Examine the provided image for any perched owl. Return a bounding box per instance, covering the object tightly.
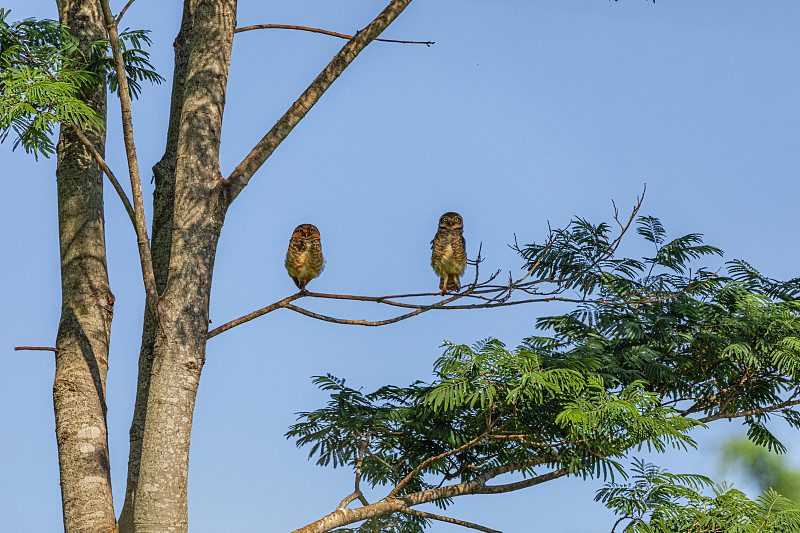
[285,224,324,291]
[431,212,467,293]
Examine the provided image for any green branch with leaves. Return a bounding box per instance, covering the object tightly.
[286,212,800,533]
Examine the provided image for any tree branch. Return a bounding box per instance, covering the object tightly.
[70,124,137,227]
[234,24,433,46]
[14,346,59,352]
[292,456,563,533]
[695,398,800,424]
[399,508,501,533]
[224,0,414,204]
[98,0,159,306]
[388,422,499,499]
[115,0,137,23]
[207,293,304,338]
[473,467,570,494]
[337,437,369,511]
[207,197,701,338]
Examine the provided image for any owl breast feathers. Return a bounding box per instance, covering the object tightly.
[285,224,325,291]
[431,212,467,293]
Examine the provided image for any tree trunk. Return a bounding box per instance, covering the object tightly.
[127,0,237,530]
[53,0,116,531]
[117,2,196,529]
[116,0,410,529]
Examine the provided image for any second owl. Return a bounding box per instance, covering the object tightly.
[285,224,325,291]
[431,212,467,293]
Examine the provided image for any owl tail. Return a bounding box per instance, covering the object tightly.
[439,275,460,292]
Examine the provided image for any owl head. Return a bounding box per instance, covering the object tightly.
[438,212,463,231]
[291,224,321,240]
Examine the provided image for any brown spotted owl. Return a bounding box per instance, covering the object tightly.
[285,224,324,291]
[431,212,467,293]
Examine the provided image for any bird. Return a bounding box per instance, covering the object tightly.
[431,212,467,293]
[285,224,325,292]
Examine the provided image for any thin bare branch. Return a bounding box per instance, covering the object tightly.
[207,278,698,337]
[399,508,501,533]
[207,294,304,338]
[292,456,563,533]
[70,124,136,227]
[695,398,800,424]
[388,418,505,498]
[225,0,414,204]
[207,196,702,338]
[99,0,159,306]
[14,346,59,352]
[473,467,570,494]
[285,304,429,327]
[6,33,139,236]
[115,0,137,23]
[234,24,434,46]
[337,437,370,511]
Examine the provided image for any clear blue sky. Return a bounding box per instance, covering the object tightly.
[1,1,799,531]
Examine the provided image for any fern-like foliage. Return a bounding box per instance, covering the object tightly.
[520,215,800,452]
[290,212,800,533]
[0,9,163,158]
[77,28,164,98]
[289,341,699,531]
[598,459,800,532]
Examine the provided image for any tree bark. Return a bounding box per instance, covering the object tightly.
[129,0,236,530]
[53,0,116,531]
[117,1,196,529]
[119,0,412,529]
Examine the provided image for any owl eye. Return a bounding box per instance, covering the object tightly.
[308,228,315,233]
[442,217,449,222]
[454,217,460,222]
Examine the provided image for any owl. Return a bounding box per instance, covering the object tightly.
[431,212,467,293]
[285,224,325,291]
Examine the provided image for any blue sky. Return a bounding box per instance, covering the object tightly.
[1,1,799,531]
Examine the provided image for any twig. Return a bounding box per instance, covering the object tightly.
[116,0,137,23]
[234,24,434,46]
[14,346,59,352]
[207,197,706,338]
[6,33,139,238]
[337,437,370,511]
[696,398,800,424]
[225,0,415,204]
[399,508,501,533]
[207,294,304,338]
[99,0,159,307]
[388,418,501,499]
[70,125,136,227]
[207,283,701,338]
[284,303,432,327]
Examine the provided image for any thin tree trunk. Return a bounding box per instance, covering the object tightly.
[121,0,411,529]
[53,0,115,531]
[130,0,236,529]
[117,2,196,529]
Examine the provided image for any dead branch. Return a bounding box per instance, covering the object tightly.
[207,194,708,339]
[234,24,434,46]
[116,0,137,23]
[399,508,501,533]
[225,0,415,204]
[207,294,304,338]
[99,0,159,307]
[5,32,139,242]
[70,125,137,227]
[292,455,563,533]
[14,346,59,352]
[337,437,370,511]
[695,397,800,424]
